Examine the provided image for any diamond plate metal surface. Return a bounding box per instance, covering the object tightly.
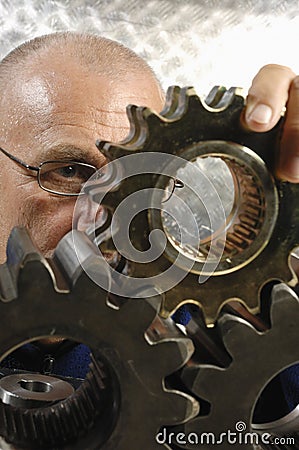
[0,0,298,95]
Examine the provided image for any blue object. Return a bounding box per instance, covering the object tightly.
[280,364,299,411]
[172,305,192,326]
[1,307,297,420]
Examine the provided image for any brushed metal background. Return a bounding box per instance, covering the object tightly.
[0,0,298,94]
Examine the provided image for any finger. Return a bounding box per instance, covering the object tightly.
[243,64,296,132]
[277,76,299,182]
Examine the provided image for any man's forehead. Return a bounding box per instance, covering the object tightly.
[14,63,119,107]
[0,50,164,161]
[6,56,162,117]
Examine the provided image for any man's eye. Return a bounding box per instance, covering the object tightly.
[40,162,97,194]
[57,165,78,178]
[52,164,94,181]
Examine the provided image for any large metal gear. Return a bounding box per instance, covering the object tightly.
[92,85,299,326]
[0,227,198,449]
[178,283,299,449]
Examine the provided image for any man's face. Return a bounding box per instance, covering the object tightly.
[0,54,164,262]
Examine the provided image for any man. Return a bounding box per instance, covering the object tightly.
[0,32,298,262]
[0,33,166,262]
[0,32,298,414]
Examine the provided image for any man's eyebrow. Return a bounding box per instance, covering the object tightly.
[38,144,103,166]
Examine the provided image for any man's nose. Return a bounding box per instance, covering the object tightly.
[73,195,106,238]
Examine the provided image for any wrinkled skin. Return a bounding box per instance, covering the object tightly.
[0,56,298,266]
[0,45,298,351]
[0,52,164,262]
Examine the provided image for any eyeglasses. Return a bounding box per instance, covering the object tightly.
[0,147,98,196]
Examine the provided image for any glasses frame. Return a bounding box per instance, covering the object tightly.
[0,146,97,196]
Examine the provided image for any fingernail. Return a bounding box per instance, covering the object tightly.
[246,104,272,124]
[279,156,299,181]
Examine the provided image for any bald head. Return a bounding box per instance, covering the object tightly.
[0,32,165,261]
[0,32,163,92]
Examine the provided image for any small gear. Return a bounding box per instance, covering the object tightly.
[179,283,299,449]
[0,361,108,448]
[0,227,198,449]
[93,85,299,326]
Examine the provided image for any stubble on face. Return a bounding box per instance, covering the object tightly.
[0,51,164,262]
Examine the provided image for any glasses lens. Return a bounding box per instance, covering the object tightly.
[39,161,96,194]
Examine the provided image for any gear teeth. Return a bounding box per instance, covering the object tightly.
[0,361,107,448]
[121,105,144,146]
[78,81,291,440]
[6,227,43,267]
[96,104,146,158]
[218,313,261,358]
[215,86,242,109]
[0,227,70,301]
[0,228,44,302]
[201,301,224,329]
[54,230,111,290]
[204,86,241,110]
[0,263,17,303]
[181,284,299,447]
[163,390,199,425]
[117,299,200,426]
[205,85,227,107]
[160,85,182,118]
[161,283,260,328]
[158,85,194,121]
[94,84,248,222]
[97,104,163,158]
[0,230,196,449]
[147,316,194,370]
[169,86,193,120]
[122,294,160,332]
[123,105,155,149]
[270,283,299,327]
[185,364,225,400]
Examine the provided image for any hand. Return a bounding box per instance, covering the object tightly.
[244,64,299,183]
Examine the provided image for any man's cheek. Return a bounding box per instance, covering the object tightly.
[18,196,76,255]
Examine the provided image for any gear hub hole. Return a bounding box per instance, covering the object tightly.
[252,363,299,435]
[0,336,120,448]
[159,141,278,275]
[19,379,52,393]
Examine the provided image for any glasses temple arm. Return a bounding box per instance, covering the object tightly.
[0,147,39,172]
